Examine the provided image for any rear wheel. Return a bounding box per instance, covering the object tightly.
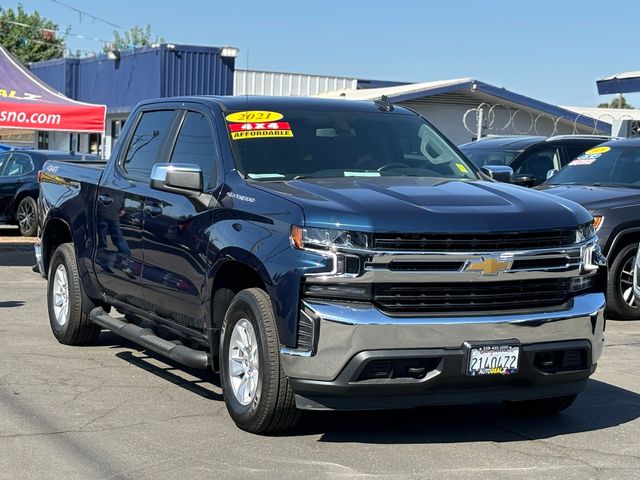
[220,288,299,434]
[607,243,640,320]
[16,196,37,237]
[504,394,578,415]
[47,243,101,345]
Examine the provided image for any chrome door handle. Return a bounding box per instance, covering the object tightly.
[97,194,113,206]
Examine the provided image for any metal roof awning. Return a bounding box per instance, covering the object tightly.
[319,78,611,134]
[597,72,640,95]
[0,46,105,132]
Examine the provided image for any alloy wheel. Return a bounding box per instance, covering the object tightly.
[52,264,70,326]
[227,318,260,406]
[17,200,35,235]
[619,255,636,307]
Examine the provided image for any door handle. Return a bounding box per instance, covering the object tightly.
[144,204,163,217]
[97,194,113,206]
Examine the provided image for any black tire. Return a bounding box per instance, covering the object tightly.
[47,243,101,345]
[16,196,37,237]
[220,288,299,434]
[607,243,640,320]
[504,394,578,415]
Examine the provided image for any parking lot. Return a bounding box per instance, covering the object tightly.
[0,245,638,480]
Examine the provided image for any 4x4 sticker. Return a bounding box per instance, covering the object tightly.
[228,121,293,140]
[225,111,283,123]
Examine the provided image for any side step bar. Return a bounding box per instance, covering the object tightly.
[90,307,210,369]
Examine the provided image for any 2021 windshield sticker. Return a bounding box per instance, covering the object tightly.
[228,121,294,140]
[584,146,610,155]
[225,111,284,123]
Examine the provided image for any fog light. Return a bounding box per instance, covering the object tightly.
[304,283,371,300]
[570,275,596,292]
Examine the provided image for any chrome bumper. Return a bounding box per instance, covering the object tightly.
[280,292,606,381]
[34,242,44,277]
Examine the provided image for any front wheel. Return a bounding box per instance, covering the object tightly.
[220,288,299,434]
[607,243,640,320]
[504,394,578,415]
[16,196,37,237]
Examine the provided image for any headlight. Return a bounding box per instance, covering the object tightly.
[576,222,596,243]
[291,226,369,250]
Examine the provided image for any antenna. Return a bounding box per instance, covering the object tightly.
[375,95,394,112]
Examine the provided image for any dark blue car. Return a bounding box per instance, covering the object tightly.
[0,149,100,236]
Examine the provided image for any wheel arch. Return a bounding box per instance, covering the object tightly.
[41,216,73,277]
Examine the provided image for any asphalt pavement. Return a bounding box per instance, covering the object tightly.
[1,250,639,480]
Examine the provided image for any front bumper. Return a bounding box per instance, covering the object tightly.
[281,292,606,410]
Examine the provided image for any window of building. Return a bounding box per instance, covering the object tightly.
[122,110,175,179]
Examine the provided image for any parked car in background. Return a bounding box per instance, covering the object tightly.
[634,246,640,306]
[540,138,640,320]
[459,135,611,187]
[0,150,101,236]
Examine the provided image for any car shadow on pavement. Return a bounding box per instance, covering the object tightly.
[0,300,25,308]
[291,379,640,443]
[94,331,223,401]
[0,250,36,267]
[89,332,640,441]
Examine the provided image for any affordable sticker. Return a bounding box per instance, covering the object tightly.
[228,122,293,140]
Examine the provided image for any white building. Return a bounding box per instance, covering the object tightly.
[318,78,611,145]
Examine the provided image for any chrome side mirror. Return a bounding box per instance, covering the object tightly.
[150,163,203,196]
[546,168,559,180]
[481,165,513,183]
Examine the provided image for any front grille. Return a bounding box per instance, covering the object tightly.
[373,230,576,251]
[373,279,571,314]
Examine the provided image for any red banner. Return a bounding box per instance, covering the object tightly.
[0,102,106,132]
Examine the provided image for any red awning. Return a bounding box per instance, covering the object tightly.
[0,46,106,132]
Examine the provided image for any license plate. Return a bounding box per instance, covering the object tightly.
[467,345,519,376]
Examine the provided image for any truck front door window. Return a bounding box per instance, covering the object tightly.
[170,112,218,188]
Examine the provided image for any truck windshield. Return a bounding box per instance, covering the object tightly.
[548,145,640,188]
[227,110,477,181]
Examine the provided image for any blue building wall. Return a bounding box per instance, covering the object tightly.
[29,44,235,114]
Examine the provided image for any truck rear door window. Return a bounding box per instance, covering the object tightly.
[122,110,175,179]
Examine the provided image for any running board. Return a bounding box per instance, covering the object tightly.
[90,307,210,369]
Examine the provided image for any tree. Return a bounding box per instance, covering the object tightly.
[105,25,163,52]
[597,95,634,109]
[0,4,65,63]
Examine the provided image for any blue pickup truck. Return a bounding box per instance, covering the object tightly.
[36,96,607,433]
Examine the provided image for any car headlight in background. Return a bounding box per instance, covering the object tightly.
[592,215,605,232]
[291,226,369,250]
[576,222,596,243]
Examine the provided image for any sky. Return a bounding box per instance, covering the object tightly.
[6,0,640,108]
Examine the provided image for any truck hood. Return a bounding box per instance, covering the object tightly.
[539,184,640,212]
[254,177,591,233]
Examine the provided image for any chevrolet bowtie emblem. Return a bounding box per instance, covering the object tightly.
[465,257,513,275]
